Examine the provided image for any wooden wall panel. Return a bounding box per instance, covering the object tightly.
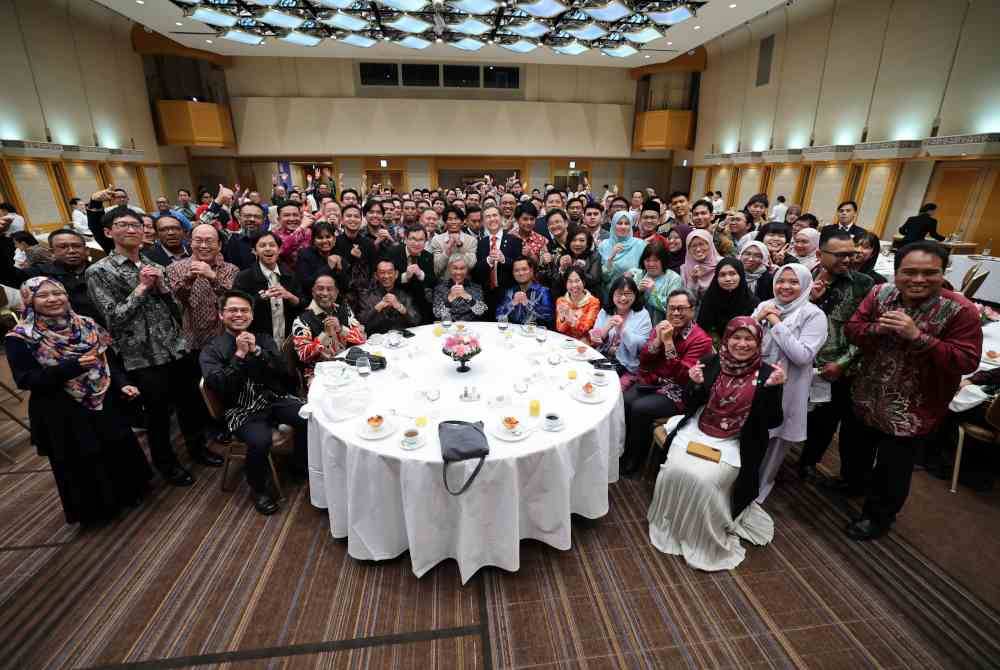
[711,167,736,208]
[735,167,764,211]
[6,159,64,231]
[106,164,142,209]
[690,168,708,199]
[63,161,102,200]
[143,165,165,199]
[768,165,801,206]
[856,162,899,233]
[805,164,849,226]
[925,164,990,237]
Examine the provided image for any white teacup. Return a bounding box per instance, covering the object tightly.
[544,413,562,430]
[402,428,420,447]
[387,331,403,347]
[592,371,607,384]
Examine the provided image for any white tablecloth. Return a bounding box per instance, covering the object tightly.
[950,321,1000,411]
[946,255,1000,304]
[304,324,625,582]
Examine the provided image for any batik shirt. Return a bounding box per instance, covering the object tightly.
[165,255,239,350]
[846,285,982,437]
[85,253,188,371]
[811,269,873,370]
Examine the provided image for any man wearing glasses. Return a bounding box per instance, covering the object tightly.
[87,207,215,486]
[223,202,267,270]
[797,231,873,492]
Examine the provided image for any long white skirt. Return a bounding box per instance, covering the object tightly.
[647,417,774,571]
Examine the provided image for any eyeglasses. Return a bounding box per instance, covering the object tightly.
[667,305,693,313]
[113,221,144,231]
[821,250,855,260]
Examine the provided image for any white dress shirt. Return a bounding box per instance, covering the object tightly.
[260,262,285,342]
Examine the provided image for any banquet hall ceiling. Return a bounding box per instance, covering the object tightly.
[97,0,786,66]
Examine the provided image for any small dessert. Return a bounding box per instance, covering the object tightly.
[502,416,520,431]
[988,350,998,359]
[456,323,466,332]
[582,382,595,396]
[576,345,588,355]
[367,415,384,430]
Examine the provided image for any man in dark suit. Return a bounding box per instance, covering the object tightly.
[899,203,945,246]
[821,200,866,241]
[141,214,191,266]
[388,225,436,324]
[476,204,523,319]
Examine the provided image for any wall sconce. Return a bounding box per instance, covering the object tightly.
[379,159,388,168]
[569,160,576,169]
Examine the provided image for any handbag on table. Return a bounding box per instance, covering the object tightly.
[439,420,490,495]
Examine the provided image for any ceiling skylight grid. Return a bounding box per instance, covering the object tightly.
[169,0,706,56]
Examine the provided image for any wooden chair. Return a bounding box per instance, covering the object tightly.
[641,418,672,481]
[962,271,989,300]
[199,379,294,500]
[951,395,1000,493]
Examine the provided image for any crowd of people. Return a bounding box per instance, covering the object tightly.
[0,172,988,574]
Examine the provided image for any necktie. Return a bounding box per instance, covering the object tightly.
[489,235,498,289]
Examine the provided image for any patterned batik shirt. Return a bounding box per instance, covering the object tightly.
[811,269,873,370]
[85,253,188,371]
[846,285,982,437]
[165,255,239,350]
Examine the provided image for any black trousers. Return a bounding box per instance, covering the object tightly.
[801,378,871,486]
[233,399,307,493]
[622,385,680,470]
[128,354,209,471]
[854,423,920,528]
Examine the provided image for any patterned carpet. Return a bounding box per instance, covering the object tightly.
[2,413,999,669]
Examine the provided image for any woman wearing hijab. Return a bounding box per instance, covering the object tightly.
[664,226,689,275]
[740,241,774,302]
[696,258,759,345]
[790,227,821,271]
[5,277,152,526]
[647,317,786,571]
[598,211,646,300]
[679,229,721,303]
[853,231,888,285]
[753,264,829,503]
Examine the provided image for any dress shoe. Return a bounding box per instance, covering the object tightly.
[821,477,866,497]
[189,448,224,467]
[252,492,279,515]
[161,465,195,487]
[798,464,820,481]
[845,518,887,541]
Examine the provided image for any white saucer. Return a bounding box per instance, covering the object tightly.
[400,434,426,450]
[488,419,534,442]
[541,420,565,432]
[567,350,593,361]
[589,374,611,387]
[358,418,397,440]
[570,387,605,404]
[560,338,578,349]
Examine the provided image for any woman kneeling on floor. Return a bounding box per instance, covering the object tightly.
[647,316,785,571]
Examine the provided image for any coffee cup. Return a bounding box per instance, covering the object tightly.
[576,345,587,355]
[403,428,420,447]
[544,413,562,430]
[593,370,607,384]
[387,331,402,347]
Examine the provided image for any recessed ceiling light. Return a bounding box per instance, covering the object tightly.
[135,0,144,4]
[693,25,701,30]
[729,3,737,7]
[175,22,183,26]
[205,39,213,43]
[644,54,650,59]
[666,41,672,45]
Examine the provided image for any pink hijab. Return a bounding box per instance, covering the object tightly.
[680,229,722,291]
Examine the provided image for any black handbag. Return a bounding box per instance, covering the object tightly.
[341,346,387,371]
[438,420,490,496]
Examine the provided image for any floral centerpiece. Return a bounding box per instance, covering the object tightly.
[442,333,482,373]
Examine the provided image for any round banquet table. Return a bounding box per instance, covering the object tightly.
[303,323,625,583]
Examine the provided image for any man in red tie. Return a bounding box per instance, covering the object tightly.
[475,205,523,319]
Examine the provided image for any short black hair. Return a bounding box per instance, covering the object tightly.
[251,231,282,249]
[405,225,427,239]
[362,199,383,216]
[757,222,791,243]
[11,231,38,246]
[514,202,538,220]
[584,201,604,214]
[820,230,854,247]
[669,191,689,201]
[219,289,255,312]
[48,228,86,244]
[311,221,335,241]
[746,193,769,209]
[837,200,858,212]
[69,197,81,207]
[101,205,141,230]
[178,188,191,197]
[545,207,568,225]
[340,188,359,201]
[639,242,670,271]
[641,200,661,215]
[667,288,697,309]
[920,202,938,213]
[443,205,466,222]
[610,196,629,209]
[895,241,948,272]
[544,189,564,202]
[691,198,713,213]
[0,202,18,213]
[153,213,184,231]
[777,195,786,203]
[239,201,265,217]
[605,275,645,313]
[276,201,301,217]
[511,255,537,273]
[797,213,819,229]
[465,204,482,217]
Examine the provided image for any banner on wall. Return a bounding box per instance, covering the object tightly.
[276,161,291,189]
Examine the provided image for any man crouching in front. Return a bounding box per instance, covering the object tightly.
[200,290,308,515]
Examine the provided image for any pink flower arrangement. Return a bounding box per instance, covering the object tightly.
[443,334,482,362]
[974,301,1000,325]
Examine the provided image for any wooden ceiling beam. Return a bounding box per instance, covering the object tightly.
[628,46,707,79]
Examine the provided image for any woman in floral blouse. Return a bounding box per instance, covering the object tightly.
[555,267,601,341]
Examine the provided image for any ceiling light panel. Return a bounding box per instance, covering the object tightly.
[220,29,265,45]
[517,0,568,19]
[582,1,633,23]
[385,14,433,33]
[397,35,432,48]
[187,7,239,28]
[340,33,377,47]
[565,22,606,40]
[257,9,305,29]
[449,16,493,35]
[509,20,550,38]
[450,36,486,50]
[316,0,356,7]
[282,30,323,45]
[602,43,638,57]
[646,6,693,25]
[553,40,589,55]
[449,0,499,13]
[380,0,430,11]
[323,11,368,30]
[501,38,539,52]
[624,25,661,43]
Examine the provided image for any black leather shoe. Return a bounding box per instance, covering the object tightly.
[253,492,279,515]
[845,518,887,541]
[190,448,224,467]
[798,464,820,481]
[161,465,195,487]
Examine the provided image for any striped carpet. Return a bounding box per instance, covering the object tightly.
[2,413,1000,669]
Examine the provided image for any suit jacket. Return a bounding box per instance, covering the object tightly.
[200,331,296,411]
[899,214,944,246]
[474,232,523,293]
[388,243,436,323]
[821,223,866,241]
[141,241,191,267]
[223,235,257,271]
[233,262,304,341]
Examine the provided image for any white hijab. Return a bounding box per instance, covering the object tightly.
[759,263,814,361]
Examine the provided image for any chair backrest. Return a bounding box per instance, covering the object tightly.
[199,378,225,422]
[986,394,1000,432]
[963,271,989,299]
[961,262,984,291]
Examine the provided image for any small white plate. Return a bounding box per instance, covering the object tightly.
[570,387,605,404]
[358,418,397,440]
[541,420,565,432]
[567,350,593,361]
[589,374,611,387]
[385,337,409,349]
[488,419,533,442]
[400,434,426,450]
[561,338,579,349]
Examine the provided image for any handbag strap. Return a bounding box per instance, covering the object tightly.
[442,457,486,496]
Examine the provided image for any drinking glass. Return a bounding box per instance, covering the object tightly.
[424,387,441,402]
[497,313,509,333]
[356,355,372,378]
[534,325,548,346]
[441,309,453,331]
